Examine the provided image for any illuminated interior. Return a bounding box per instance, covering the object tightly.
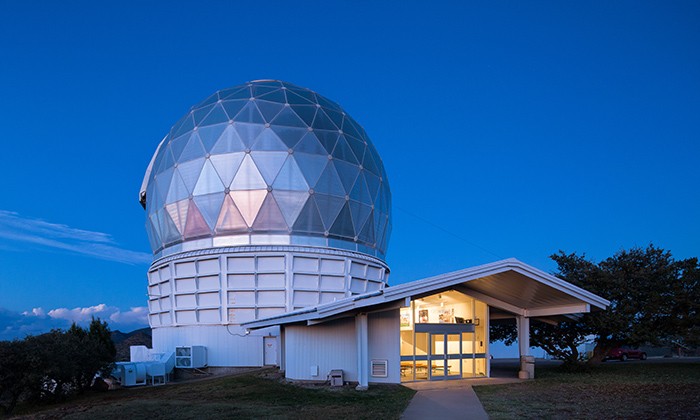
[399,290,488,381]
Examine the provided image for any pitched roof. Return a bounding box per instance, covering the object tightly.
[242,258,610,329]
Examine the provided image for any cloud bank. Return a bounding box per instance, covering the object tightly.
[0,210,151,265]
[1,304,149,341]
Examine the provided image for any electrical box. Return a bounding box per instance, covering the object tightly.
[175,346,207,368]
[329,369,343,387]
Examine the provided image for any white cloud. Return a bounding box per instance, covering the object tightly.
[3,304,149,340]
[0,210,151,265]
[47,303,110,323]
[110,307,149,325]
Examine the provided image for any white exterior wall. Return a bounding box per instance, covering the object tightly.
[367,309,400,384]
[285,318,358,381]
[153,325,279,367]
[147,246,389,367]
[283,309,400,384]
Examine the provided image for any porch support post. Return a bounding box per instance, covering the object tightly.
[517,316,535,379]
[356,313,369,390]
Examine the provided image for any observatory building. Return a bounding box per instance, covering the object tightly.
[139,80,391,367]
[140,80,608,386]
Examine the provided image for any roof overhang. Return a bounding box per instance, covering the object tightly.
[242,258,610,329]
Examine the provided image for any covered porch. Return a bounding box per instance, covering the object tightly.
[243,258,609,388]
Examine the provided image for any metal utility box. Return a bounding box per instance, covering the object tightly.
[329,369,344,387]
[175,346,207,368]
[113,362,147,386]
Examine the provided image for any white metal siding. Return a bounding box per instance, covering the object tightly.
[152,325,278,367]
[368,309,400,383]
[285,318,358,381]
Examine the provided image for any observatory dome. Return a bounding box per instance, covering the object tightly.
[141,80,391,260]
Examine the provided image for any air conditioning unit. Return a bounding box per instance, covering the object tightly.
[175,346,207,368]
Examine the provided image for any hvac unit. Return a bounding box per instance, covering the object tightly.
[175,346,207,368]
[113,362,147,386]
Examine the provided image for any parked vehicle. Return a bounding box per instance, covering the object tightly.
[604,347,647,361]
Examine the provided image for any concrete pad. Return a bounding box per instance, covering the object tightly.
[401,386,488,420]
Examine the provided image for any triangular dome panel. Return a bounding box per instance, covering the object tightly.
[332,136,359,164]
[271,126,308,149]
[313,130,338,154]
[193,160,224,196]
[272,190,309,226]
[177,158,206,195]
[234,101,265,124]
[216,193,248,232]
[333,160,360,194]
[272,157,308,192]
[179,132,206,163]
[271,107,307,128]
[230,189,267,227]
[255,100,285,123]
[200,104,229,127]
[292,197,325,233]
[194,192,225,230]
[183,200,211,239]
[314,162,345,197]
[165,198,189,234]
[167,168,190,203]
[251,151,288,185]
[329,202,354,239]
[289,104,317,126]
[210,124,246,155]
[198,124,228,152]
[294,132,326,155]
[349,200,372,237]
[222,100,248,120]
[358,210,376,244]
[314,194,346,231]
[251,129,287,152]
[252,193,289,231]
[293,153,328,187]
[209,152,245,188]
[159,207,182,244]
[231,155,267,190]
[234,122,265,148]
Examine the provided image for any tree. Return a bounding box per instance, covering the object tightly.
[554,245,695,363]
[0,340,31,414]
[490,245,700,365]
[0,318,117,414]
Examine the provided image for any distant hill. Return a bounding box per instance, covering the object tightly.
[111,327,152,361]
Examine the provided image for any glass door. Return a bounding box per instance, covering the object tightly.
[428,333,462,380]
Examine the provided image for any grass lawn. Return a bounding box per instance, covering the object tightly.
[475,360,700,419]
[10,369,415,419]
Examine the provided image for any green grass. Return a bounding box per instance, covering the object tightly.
[9,369,415,420]
[475,361,700,419]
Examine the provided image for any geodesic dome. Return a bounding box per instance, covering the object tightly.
[140,80,391,259]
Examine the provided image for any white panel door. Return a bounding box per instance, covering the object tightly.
[264,336,278,366]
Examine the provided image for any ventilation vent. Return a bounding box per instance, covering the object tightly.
[371,359,388,377]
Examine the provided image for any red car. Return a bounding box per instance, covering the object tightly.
[605,347,647,361]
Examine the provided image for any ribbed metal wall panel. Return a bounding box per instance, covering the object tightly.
[368,309,400,383]
[285,318,358,381]
[153,325,278,367]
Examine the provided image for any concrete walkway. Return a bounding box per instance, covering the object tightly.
[400,366,525,419]
[401,381,489,420]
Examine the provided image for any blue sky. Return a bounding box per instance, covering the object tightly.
[0,1,698,343]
